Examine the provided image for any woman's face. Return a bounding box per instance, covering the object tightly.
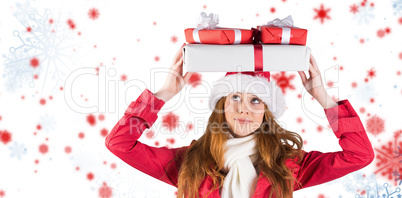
[224,92,265,138]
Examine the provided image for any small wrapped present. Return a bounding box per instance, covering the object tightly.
[257,15,308,45]
[183,43,310,73]
[184,12,255,44]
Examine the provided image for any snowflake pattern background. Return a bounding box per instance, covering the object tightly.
[2,1,80,96]
[393,0,402,16]
[8,141,27,160]
[0,0,402,198]
[351,1,375,25]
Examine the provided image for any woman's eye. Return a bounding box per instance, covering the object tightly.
[251,98,260,104]
[232,95,240,101]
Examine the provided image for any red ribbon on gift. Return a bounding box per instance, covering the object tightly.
[225,42,270,81]
[225,45,264,74]
[252,28,263,72]
[253,43,263,72]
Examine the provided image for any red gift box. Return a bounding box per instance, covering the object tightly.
[184,28,255,44]
[257,25,308,45]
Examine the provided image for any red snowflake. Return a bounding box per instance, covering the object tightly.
[39,98,46,105]
[271,71,296,94]
[100,128,108,137]
[377,29,385,38]
[374,130,402,186]
[98,114,105,121]
[162,112,180,131]
[171,35,178,43]
[88,8,99,20]
[385,27,391,34]
[65,146,72,154]
[27,27,32,32]
[99,182,112,198]
[367,67,376,79]
[121,74,127,81]
[0,130,12,145]
[366,115,385,136]
[39,143,48,154]
[318,194,326,198]
[167,138,175,145]
[111,163,116,169]
[187,72,202,88]
[186,122,193,132]
[67,19,76,30]
[350,4,359,14]
[146,130,155,139]
[317,125,323,132]
[0,190,5,198]
[87,114,96,126]
[313,4,331,24]
[327,80,334,87]
[30,57,39,68]
[87,172,94,180]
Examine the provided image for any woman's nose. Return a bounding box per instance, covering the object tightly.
[237,101,250,114]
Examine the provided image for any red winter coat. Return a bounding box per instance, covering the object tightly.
[105,89,375,198]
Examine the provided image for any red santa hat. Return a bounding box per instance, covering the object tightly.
[209,71,286,118]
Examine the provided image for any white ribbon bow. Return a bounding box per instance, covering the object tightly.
[196,12,219,30]
[262,15,294,44]
[266,15,294,27]
[193,12,242,44]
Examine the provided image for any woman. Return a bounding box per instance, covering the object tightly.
[105,44,375,198]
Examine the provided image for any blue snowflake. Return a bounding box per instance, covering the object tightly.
[2,50,35,92]
[352,3,375,25]
[8,141,27,160]
[393,0,402,16]
[342,171,383,195]
[2,2,77,95]
[393,170,402,186]
[355,182,401,198]
[39,114,56,133]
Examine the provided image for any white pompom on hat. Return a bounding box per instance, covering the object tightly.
[209,71,286,118]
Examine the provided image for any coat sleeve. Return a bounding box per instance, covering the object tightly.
[105,89,188,188]
[294,99,375,191]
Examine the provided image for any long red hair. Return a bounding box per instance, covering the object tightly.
[167,96,304,198]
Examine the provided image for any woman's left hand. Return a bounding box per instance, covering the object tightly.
[297,54,338,109]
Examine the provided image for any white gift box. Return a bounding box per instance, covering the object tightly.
[183,44,311,73]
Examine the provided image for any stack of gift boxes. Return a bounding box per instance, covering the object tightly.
[183,13,310,73]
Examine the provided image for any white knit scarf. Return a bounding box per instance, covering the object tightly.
[221,133,259,198]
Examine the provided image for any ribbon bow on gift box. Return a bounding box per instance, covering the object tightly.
[266,15,294,27]
[191,12,246,44]
[196,12,219,30]
[259,15,296,44]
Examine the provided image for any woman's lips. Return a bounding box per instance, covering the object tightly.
[235,118,252,124]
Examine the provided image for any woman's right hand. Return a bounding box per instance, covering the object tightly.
[154,43,193,102]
